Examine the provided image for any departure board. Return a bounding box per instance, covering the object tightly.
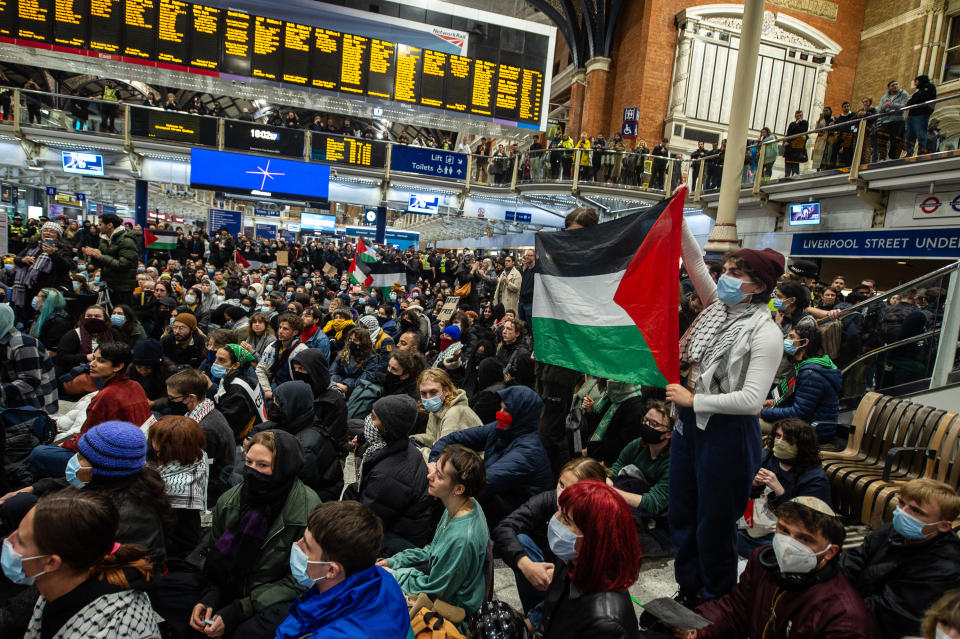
[444,54,472,112]
[420,49,446,108]
[470,59,498,116]
[311,28,340,90]
[0,0,13,38]
[53,0,87,49]
[282,21,311,85]
[310,132,386,168]
[251,16,281,80]
[393,44,421,104]
[366,38,395,99]
[494,63,520,121]
[130,106,217,145]
[124,0,156,59]
[157,0,189,65]
[189,4,220,70]
[221,9,251,76]
[89,0,123,53]
[339,33,368,94]
[18,0,53,43]
[519,68,543,124]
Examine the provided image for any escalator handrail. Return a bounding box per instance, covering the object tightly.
[835,261,960,322]
[840,329,942,377]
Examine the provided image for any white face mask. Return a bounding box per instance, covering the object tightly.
[772,533,831,574]
[936,627,952,639]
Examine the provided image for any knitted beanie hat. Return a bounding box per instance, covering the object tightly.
[132,338,163,365]
[173,312,197,332]
[77,421,147,478]
[41,221,63,236]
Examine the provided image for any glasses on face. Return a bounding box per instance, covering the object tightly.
[643,417,669,430]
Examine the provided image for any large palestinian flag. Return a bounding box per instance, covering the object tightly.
[144,228,178,251]
[532,189,685,386]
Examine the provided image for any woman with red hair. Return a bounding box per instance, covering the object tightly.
[536,480,642,638]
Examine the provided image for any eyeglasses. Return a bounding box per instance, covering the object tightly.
[643,418,670,430]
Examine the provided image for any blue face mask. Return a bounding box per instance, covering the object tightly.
[1,538,48,586]
[4,264,14,272]
[783,339,798,356]
[65,453,89,488]
[94,276,101,283]
[169,317,176,326]
[772,298,785,311]
[547,515,581,562]
[72,281,80,291]
[224,320,234,329]
[389,293,397,301]
[717,274,748,306]
[31,297,40,311]
[893,506,935,540]
[340,285,347,291]
[285,291,293,299]
[210,363,228,378]
[289,543,331,590]
[421,395,444,413]
[266,284,274,292]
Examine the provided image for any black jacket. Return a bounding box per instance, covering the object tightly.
[291,349,348,451]
[492,489,557,570]
[907,75,937,116]
[359,439,434,547]
[840,523,960,639]
[161,331,205,369]
[541,563,639,639]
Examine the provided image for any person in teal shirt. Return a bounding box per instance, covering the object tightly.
[609,399,673,516]
[381,443,489,625]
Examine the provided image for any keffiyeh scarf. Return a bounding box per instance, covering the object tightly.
[12,246,51,307]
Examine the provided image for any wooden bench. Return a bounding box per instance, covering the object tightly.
[820,393,957,526]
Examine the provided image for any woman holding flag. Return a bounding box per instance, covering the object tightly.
[665,219,785,605]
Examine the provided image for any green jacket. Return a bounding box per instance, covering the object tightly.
[96,228,139,292]
[206,479,321,622]
[388,499,488,621]
[610,439,670,515]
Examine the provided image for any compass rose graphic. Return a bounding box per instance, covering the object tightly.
[245,159,285,191]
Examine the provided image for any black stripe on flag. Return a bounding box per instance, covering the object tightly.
[536,198,670,278]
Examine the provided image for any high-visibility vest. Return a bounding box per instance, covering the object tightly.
[102,86,119,102]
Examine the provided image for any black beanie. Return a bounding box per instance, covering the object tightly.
[372,395,419,441]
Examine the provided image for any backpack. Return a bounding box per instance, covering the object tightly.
[0,406,58,489]
[880,303,914,343]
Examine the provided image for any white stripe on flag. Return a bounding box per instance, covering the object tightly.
[533,272,634,326]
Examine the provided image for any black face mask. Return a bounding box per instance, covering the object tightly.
[349,342,361,355]
[639,422,666,445]
[242,465,273,495]
[384,371,405,389]
[292,370,312,385]
[267,403,283,423]
[167,399,188,416]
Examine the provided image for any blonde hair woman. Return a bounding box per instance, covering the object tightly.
[411,368,483,460]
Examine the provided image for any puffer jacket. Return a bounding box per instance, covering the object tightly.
[840,524,960,639]
[95,227,139,292]
[360,438,434,548]
[751,449,831,510]
[429,386,552,521]
[412,389,483,459]
[761,355,842,425]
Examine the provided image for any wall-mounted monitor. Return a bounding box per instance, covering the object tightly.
[62,151,104,177]
[300,212,336,231]
[788,202,820,226]
[190,149,329,201]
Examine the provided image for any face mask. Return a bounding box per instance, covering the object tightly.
[210,363,228,379]
[772,533,830,574]
[185,295,197,305]
[496,410,513,431]
[84,318,107,333]
[717,273,748,306]
[772,298,785,311]
[937,628,951,639]
[422,395,444,413]
[892,506,935,540]
[783,339,799,356]
[340,285,347,291]
[305,283,312,289]
[94,276,101,283]
[293,370,312,385]
[639,422,666,444]
[169,317,175,326]
[240,288,248,296]
[65,453,89,488]
[412,292,419,298]
[1,538,49,586]
[773,439,799,460]
[224,320,235,329]
[31,297,40,311]
[72,281,80,291]
[168,398,188,415]
[389,293,397,301]
[547,515,581,562]
[289,543,332,589]
[349,342,361,354]
[109,314,124,326]
[266,284,274,292]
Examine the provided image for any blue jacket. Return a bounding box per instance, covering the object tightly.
[302,328,331,363]
[429,386,553,518]
[755,449,832,509]
[330,353,381,393]
[380,317,399,340]
[761,357,842,425]
[274,564,413,639]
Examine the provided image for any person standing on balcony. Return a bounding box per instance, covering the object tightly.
[906,74,937,156]
[783,110,808,176]
[100,80,119,133]
[877,80,910,160]
[689,141,707,188]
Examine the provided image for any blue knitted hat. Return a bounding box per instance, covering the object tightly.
[77,421,147,478]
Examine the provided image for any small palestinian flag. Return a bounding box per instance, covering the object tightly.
[144,228,178,251]
[368,261,407,297]
[533,189,685,386]
[347,238,379,286]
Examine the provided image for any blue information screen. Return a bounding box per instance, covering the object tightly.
[390,145,467,179]
[62,152,105,177]
[190,148,330,201]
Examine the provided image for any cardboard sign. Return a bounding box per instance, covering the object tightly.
[323,262,338,277]
[276,250,289,266]
[437,296,460,323]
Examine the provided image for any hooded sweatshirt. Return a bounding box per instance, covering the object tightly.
[760,354,842,425]
[291,349,347,446]
[428,386,553,520]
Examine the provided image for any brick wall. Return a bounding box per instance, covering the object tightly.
[601,0,868,145]
[852,0,927,104]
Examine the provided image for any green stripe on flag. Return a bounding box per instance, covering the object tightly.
[531,317,668,386]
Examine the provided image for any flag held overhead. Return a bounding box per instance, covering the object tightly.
[532,189,686,386]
